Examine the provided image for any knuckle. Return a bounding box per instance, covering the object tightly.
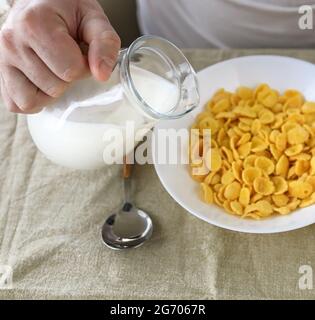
[60,65,82,82]
[6,99,18,113]
[46,83,66,98]
[19,97,37,112]
[21,9,39,35]
[20,5,50,36]
[0,28,16,51]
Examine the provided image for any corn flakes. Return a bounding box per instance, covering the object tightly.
[190,85,315,219]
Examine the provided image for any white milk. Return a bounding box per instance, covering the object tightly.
[27,67,179,170]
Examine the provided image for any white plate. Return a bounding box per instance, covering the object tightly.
[153,55,315,234]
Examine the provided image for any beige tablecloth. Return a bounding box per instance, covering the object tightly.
[1,49,315,300]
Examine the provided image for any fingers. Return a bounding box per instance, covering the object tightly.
[14,6,89,83]
[26,19,89,82]
[0,0,120,115]
[1,65,51,113]
[0,75,21,113]
[0,76,42,114]
[15,46,69,98]
[0,5,88,114]
[79,9,121,81]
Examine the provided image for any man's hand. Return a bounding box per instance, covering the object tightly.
[0,0,121,113]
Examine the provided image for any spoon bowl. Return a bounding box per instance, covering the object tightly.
[102,205,153,250]
[102,162,153,250]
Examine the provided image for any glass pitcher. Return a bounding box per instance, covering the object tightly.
[27,36,199,170]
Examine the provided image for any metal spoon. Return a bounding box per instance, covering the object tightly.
[101,162,153,250]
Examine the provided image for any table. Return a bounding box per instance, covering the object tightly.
[1,49,315,300]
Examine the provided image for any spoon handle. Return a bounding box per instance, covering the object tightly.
[123,157,133,204]
[123,162,132,179]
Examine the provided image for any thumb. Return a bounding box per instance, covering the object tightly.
[80,9,121,81]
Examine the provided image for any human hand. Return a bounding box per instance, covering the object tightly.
[0,0,121,113]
